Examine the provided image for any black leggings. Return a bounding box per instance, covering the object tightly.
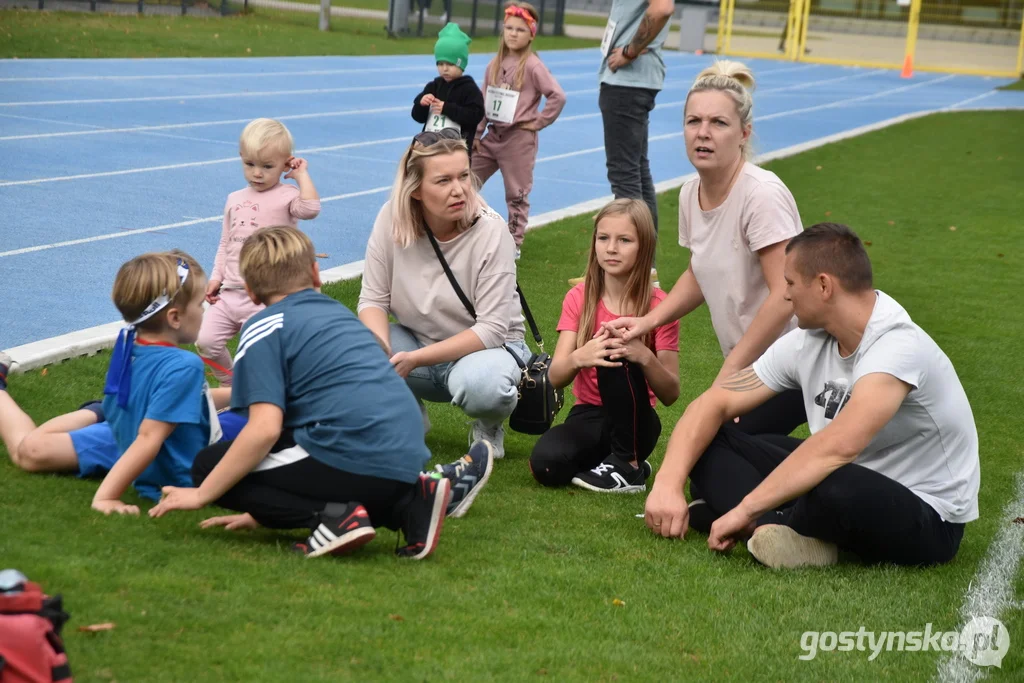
[530,362,662,487]
[689,425,965,566]
[192,430,415,531]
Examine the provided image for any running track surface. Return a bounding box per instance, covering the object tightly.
[2,49,1022,350]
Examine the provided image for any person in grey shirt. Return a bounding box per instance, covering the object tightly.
[643,223,980,569]
[598,0,675,232]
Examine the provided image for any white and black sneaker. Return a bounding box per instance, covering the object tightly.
[570,455,649,493]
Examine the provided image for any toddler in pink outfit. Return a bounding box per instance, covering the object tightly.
[197,118,321,385]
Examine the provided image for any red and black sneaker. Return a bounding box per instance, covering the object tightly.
[295,502,376,558]
[396,473,451,560]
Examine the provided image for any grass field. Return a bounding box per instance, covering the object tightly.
[2,111,1022,680]
[0,7,598,58]
[999,78,1024,90]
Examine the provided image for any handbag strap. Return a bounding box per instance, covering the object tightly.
[423,225,544,350]
[424,226,476,320]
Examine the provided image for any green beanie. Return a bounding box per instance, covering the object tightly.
[434,22,471,70]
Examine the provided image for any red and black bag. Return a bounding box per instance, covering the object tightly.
[0,581,72,683]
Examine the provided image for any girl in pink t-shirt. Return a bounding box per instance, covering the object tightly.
[196,118,321,386]
[530,199,680,493]
[472,2,565,258]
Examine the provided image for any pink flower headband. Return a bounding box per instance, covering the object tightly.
[505,5,538,38]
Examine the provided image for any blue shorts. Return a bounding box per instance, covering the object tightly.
[68,409,248,479]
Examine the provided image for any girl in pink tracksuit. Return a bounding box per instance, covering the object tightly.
[197,118,321,386]
[473,1,565,258]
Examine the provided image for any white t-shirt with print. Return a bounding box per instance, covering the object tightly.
[752,291,980,523]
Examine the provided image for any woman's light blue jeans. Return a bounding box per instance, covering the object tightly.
[389,324,529,426]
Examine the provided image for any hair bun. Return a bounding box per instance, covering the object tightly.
[693,60,755,92]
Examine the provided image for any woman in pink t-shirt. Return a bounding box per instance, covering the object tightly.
[608,61,805,436]
[530,199,680,493]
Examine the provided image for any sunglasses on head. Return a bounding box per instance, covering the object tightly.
[412,128,463,147]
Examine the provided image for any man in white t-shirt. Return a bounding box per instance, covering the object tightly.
[644,223,980,568]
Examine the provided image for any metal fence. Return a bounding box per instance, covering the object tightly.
[388,0,567,38]
[20,0,245,16]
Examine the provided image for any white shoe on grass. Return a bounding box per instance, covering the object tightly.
[469,420,505,459]
[746,524,838,569]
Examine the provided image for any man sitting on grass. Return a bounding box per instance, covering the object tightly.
[644,223,980,568]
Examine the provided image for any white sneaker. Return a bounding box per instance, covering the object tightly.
[746,524,838,569]
[469,420,505,459]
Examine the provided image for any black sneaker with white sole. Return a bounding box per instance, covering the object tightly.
[434,440,494,518]
[396,473,451,560]
[570,455,649,493]
[687,498,718,534]
[294,502,376,558]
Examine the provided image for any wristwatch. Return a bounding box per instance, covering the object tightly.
[622,44,634,60]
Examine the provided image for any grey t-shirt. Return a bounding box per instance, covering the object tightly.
[598,0,671,91]
[753,291,980,523]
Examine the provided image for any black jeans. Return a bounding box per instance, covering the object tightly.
[689,426,966,566]
[734,389,807,436]
[530,362,661,486]
[192,430,415,531]
[599,84,659,232]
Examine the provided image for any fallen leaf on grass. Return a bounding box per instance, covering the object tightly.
[40,368,48,376]
[316,253,329,259]
[998,254,1004,258]
[1013,517,1024,525]
[388,614,404,621]
[888,220,895,225]
[246,48,252,53]
[815,165,822,171]
[949,226,957,231]
[612,598,626,607]
[824,211,831,217]
[863,241,873,246]
[78,623,115,632]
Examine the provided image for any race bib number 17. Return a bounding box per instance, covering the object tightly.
[485,85,520,124]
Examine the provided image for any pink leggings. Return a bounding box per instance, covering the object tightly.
[472,126,538,246]
[196,288,264,386]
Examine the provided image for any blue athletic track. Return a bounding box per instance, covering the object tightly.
[2,48,1022,350]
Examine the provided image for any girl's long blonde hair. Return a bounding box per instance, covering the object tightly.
[576,199,658,351]
[389,137,482,248]
[487,1,540,92]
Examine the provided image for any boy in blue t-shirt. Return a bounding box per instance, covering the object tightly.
[91,251,222,515]
[151,226,480,560]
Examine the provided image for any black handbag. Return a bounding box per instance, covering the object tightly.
[424,228,564,435]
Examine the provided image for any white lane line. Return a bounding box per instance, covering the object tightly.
[0,136,410,187]
[0,62,822,142]
[935,472,1024,683]
[0,71,932,187]
[0,185,392,258]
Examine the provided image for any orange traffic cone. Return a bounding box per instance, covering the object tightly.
[900,54,914,79]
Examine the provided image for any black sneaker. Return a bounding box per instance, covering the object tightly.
[687,498,718,534]
[293,502,376,558]
[396,473,451,560]
[434,440,494,518]
[570,455,648,493]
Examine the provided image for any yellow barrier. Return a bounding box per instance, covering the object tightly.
[715,0,1024,79]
